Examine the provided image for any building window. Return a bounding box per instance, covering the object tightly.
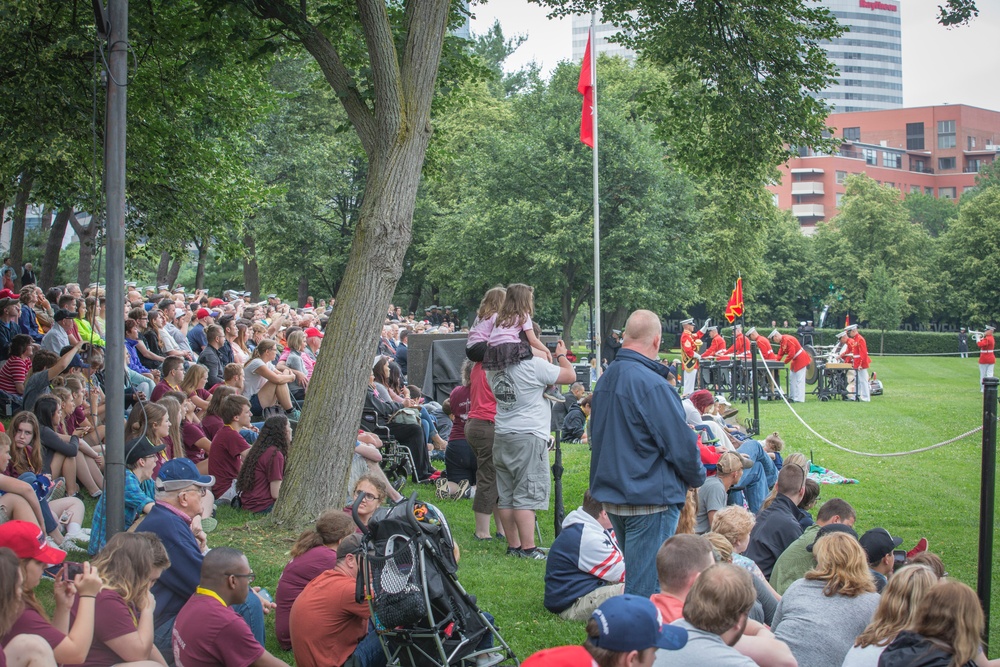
[864,149,877,166]
[836,170,847,184]
[885,182,895,188]
[843,127,861,141]
[772,193,779,207]
[939,187,957,200]
[912,159,926,173]
[883,152,900,169]
[968,135,977,150]
[925,186,934,195]
[964,186,977,194]
[967,158,982,173]
[938,157,956,171]
[906,122,924,150]
[937,120,956,149]
[910,185,920,193]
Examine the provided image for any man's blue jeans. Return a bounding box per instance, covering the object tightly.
[607,504,682,598]
[733,439,778,514]
[351,628,388,667]
[153,592,265,666]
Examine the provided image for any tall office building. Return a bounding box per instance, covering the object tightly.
[572,1,903,113]
[571,13,635,62]
[818,0,903,112]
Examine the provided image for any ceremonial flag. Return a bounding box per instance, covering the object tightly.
[724,277,744,323]
[578,30,594,148]
[845,313,850,327]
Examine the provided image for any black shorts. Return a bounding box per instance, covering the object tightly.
[445,438,477,484]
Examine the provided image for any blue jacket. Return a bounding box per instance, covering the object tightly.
[19,305,43,343]
[590,348,705,507]
[137,503,203,627]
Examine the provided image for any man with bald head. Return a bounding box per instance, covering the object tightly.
[590,310,706,598]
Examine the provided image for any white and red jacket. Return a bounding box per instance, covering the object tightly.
[775,334,811,373]
[979,332,996,365]
[543,508,625,614]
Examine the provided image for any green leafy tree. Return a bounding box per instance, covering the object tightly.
[940,185,1000,324]
[860,263,904,355]
[903,192,958,238]
[754,211,820,325]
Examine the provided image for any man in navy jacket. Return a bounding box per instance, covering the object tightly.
[590,309,706,598]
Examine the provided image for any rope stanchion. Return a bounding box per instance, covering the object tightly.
[754,348,990,458]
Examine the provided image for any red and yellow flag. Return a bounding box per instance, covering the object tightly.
[724,277,744,323]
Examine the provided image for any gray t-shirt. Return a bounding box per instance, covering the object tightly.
[654,619,756,667]
[773,578,880,667]
[22,371,51,412]
[695,474,727,534]
[487,356,561,440]
[243,358,272,397]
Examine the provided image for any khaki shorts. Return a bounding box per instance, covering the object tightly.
[493,432,550,511]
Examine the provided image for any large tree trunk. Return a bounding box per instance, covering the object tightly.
[40,207,72,290]
[155,251,170,287]
[297,274,309,308]
[271,0,451,526]
[242,233,259,302]
[40,207,53,233]
[194,238,209,291]
[69,213,97,288]
[166,258,182,289]
[406,283,421,317]
[9,173,33,286]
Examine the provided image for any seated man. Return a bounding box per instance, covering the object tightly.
[769,498,856,595]
[560,394,590,443]
[743,464,807,580]
[137,459,265,666]
[695,452,751,534]
[544,490,625,620]
[657,564,762,667]
[290,534,387,667]
[208,395,253,503]
[859,527,902,593]
[172,548,286,667]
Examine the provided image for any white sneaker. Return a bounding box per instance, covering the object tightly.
[475,651,505,667]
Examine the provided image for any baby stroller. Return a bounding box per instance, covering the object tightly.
[351,493,517,667]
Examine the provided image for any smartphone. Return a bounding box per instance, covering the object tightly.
[893,549,906,565]
[65,562,84,579]
[545,340,559,354]
[257,588,273,604]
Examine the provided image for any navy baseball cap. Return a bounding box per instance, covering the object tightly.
[156,458,215,492]
[589,594,688,652]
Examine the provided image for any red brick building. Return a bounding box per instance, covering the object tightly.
[770,104,1000,232]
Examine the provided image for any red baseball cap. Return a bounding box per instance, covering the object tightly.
[304,327,324,339]
[209,298,225,308]
[523,646,596,667]
[0,288,20,300]
[196,308,211,319]
[0,520,67,565]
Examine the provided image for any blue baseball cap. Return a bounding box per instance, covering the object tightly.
[156,458,215,492]
[589,594,687,652]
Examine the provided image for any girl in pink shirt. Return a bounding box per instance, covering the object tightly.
[465,286,506,362]
[482,283,550,371]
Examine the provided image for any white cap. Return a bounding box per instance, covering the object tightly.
[846,324,859,331]
[768,329,781,339]
[837,330,848,338]
[680,318,694,325]
[986,325,996,332]
[746,327,757,336]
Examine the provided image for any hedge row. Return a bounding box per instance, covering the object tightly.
[667,327,967,355]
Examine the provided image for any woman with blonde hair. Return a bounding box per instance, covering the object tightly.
[773,531,880,667]
[841,564,940,667]
[879,579,994,667]
[712,506,781,622]
[242,339,295,418]
[179,364,210,411]
[78,532,171,666]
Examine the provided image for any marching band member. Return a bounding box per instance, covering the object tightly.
[680,318,708,395]
[978,325,996,393]
[835,330,856,366]
[746,327,774,360]
[846,324,871,402]
[701,326,726,360]
[769,329,811,402]
[724,323,750,359]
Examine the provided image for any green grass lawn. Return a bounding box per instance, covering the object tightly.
[52,355,1000,662]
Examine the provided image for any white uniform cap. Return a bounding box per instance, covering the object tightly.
[846,324,859,331]
[745,327,757,336]
[680,318,694,325]
[768,329,781,339]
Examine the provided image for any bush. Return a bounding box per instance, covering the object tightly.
[775,328,960,355]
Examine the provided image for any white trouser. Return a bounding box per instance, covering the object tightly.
[683,368,697,395]
[858,368,871,402]
[981,363,995,392]
[789,367,806,402]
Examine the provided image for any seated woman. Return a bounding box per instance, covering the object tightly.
[364,366,435,483]
[200,386,237,440]
[0,546,58,667]
[242,339,296,418]
[130,309,164,372]
[60,376,106,448]
[235,414,290,514]
[169,391,212,475]
[89,436,165,555]
[73,297,105,348]
[179,363,211,411]
[0,334,34,402]
[274,511,356,650]
[124,316,160,377]
[0,520,104,665]
[373,356,446,451]
[75,532,171,666]
[710,506,781,625]
[276,330,308,401]
[349,474,390,530]
[438,370,476,501]
[33,396,103,499]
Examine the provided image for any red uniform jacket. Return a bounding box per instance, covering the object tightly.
[680,330,703,370]
[752,336,775,360]
[852,334,871,370]
[725,334,750,359]
[979,333,996,365]
[775,334,811,372]
[839,338,856,365]
[702,335,727,359]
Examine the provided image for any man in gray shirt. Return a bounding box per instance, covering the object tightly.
[655,564,758,667]
[41,309,75,353]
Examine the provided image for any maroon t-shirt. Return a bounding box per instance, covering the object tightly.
[172,594,263,667]
[208,427,249,498]
[150,380,176,402]
[275,546,339,650]
[201,414,224,440]
[239,447,284,513]
[182,421,209,463]
[1,607,66,651]
[447,385,471,442]
[66,589,141,667]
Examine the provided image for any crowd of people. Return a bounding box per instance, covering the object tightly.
[0,278,992,667]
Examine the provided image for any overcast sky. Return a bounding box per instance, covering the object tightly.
[469,0,1000,112]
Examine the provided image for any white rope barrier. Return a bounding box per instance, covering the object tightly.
[753,347,991,458]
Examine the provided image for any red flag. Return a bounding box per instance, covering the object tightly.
[845,313,850,327]
[724,277,744,324]
[578,31,594,148]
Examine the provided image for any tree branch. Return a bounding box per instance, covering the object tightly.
[399,0,451,137]
[355,0,403,145]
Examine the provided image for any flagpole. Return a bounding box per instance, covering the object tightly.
[591,11,602,377]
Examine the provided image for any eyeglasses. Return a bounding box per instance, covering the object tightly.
[227,571,256,584]
[180,486,207,497]
[357,491,381,502]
